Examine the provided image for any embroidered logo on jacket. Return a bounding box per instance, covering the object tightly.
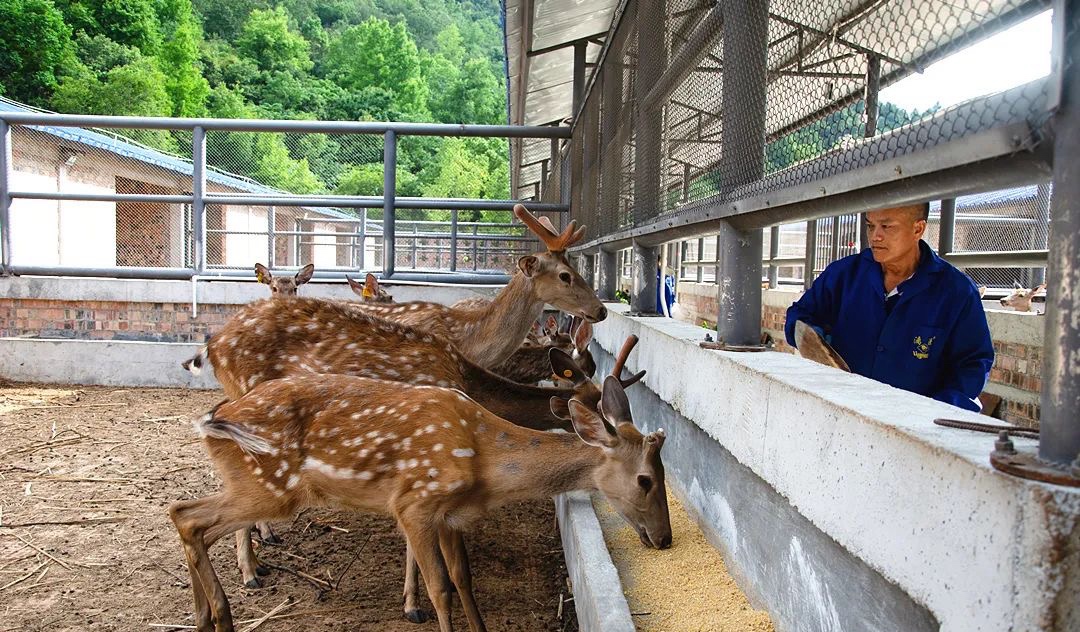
[912,335,936,360]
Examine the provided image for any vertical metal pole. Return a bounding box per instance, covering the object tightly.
[572,41,587,117]
[267,205,276,267]
[631,0,666,314]
[411,222,418,269]
[472,223,479,271]
[597,248,617,300]
[768,226,780,288]
[192,126,207,274]
[858,54,881,252]
[696,237,704,283]
[359,212,367,270]
[1040,0,1080,466]
[715,0,766,344]
[829,216,841,263]
[541,159,549,199]
[804,220,818,289]
[938,198,956,255]
[383,130,396,278]
[1033,182,1051,286]
[450,209,458,271]
[681,164,692,204]
[0,120,12,275]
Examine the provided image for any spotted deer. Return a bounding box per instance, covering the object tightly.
[170,373,670,632]
[340,204,606,369]
[254,263,315,296]
[347,272,394,303]
[181,298,644,588]
[999,282,1046,313]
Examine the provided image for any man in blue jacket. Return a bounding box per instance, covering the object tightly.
[784,203,994,412]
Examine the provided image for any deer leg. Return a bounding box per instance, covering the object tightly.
[438,527,487,632]
[170,496,236,632]
[399,517,454,632]
[255,521,281,544]
[234,527,263,588]
[402,542,429,623]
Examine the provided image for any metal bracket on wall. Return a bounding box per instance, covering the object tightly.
[990,431,1080,488]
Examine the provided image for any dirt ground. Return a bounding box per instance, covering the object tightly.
[0,383,578,632]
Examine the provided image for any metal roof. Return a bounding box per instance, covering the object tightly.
[0,97,356,221]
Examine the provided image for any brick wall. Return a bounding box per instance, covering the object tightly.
[0,298,240,343]
[676,282,1042,427]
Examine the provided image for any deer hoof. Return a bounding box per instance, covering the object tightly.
[255,564,270,577]
[404,609,430,624]
[244,577,263,589]
[259,533,282,545]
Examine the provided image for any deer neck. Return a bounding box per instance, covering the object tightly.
[460,362,574,432]
[458,272,546,367]
[479,424,601,506]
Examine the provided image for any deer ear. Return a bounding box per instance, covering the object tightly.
[295,264,315,286]
[364,273,380,298]
[549,348,587,385]
[545,314,558,334]
[1013,280,1023,289]
[518,255,540,278]
[574,319,593,351]
[254,263,272,285]
[599,375,633,426]
[530,321,544,338]
[549,396,571,420]
[568,399,617,448]
[346,275,365,297]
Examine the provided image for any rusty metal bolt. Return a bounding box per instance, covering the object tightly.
[994,431,1016,455]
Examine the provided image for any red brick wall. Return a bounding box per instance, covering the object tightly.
[0,298,241,343]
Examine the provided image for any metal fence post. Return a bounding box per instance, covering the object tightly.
[715,0,767,344]
[597,248,617,299]
[192,126,207,274]
[0,119,12,275]
[359,212,367,270]
[1040,0,1080,466]
[450,209,459,271]
[267,205,276,267]
[768,226,780,288]
[804,219,818,289]
[938,198,956,255]
[631,0,665,314]
[383,130,397,278]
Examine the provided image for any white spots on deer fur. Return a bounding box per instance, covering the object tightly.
[474,410,482,419]
[346,342,359,350]
[302,456,373,481]
[433,443,444,452]
[459,418,468,427]
[286,474,300,490]
[366,430,379,439]
[436,380,450,388]
[452,448,475,458]
[274,363,284,372]
[374,405,386,415]
[420,490,429,498]
[287,325,301,334]
[306,322,319,331]
[476,423,487,434]
[358,448,370,459]
[228,337,239,348]
[441,421,452,429]
[446,480,465,492]
[427,467,439,478]
[288,355,299,362]
[426,481,440,491]
[423,424,436,434]
[412,480,424,490]
[252,467,263,476]
[422,335,433,344]
[409,303,422,311]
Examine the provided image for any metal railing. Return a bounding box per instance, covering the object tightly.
[0,113,571,283]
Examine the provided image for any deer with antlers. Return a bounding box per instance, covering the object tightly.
[171,370,670,632]
[337,204,605,369]
[254,263,315,296]
[182,297,643,591]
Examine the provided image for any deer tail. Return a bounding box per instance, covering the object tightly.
[193,403,274,456]
[182,345,210,376]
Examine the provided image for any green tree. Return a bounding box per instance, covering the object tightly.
[323,17,428,118]
[156,0,209,116]
[251,133,323,193]
[87,0,161,53]
[436,57,502,124]
[236,7,313,74]
[72,32,140,72]
[191,0,268,40]
[335,163,420,196]
[0,0,76,106]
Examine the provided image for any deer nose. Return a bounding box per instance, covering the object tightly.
[591,305,608,322]
[658,534,672,550]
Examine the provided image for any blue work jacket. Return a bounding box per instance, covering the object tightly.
[784,241,994,411]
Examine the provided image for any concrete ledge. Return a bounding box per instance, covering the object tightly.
[0,338,220,389]
[555,491,635,632]
[592,303,1079,632]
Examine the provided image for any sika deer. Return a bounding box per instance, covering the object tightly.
[999,282,1046,313]
[343,204,606,369]
[182,298,644,587]
[347,273,394,303]
[170,373,670,632]
[254,263,315,296]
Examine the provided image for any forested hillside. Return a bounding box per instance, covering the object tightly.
[0,0,510,202]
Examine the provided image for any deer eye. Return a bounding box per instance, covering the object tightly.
[559,271,572,284]
[637,475,653,493]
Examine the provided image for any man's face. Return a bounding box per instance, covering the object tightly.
[865,206,926,266]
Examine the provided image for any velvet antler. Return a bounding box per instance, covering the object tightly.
[612,334,646,388]
[514,204,586,252]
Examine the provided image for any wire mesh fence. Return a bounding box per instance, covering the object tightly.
[566,0,1053,242]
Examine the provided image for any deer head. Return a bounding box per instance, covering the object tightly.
[254,263,315,296]
[568,376,671,549]
[347,273,394,303]
[514,204,607,323]
[999,282,1045,312]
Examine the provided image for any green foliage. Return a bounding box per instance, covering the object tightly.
[236,7,312,74]
[323,17,428,118]
[0,0,76,106]
[156,0,208,116]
